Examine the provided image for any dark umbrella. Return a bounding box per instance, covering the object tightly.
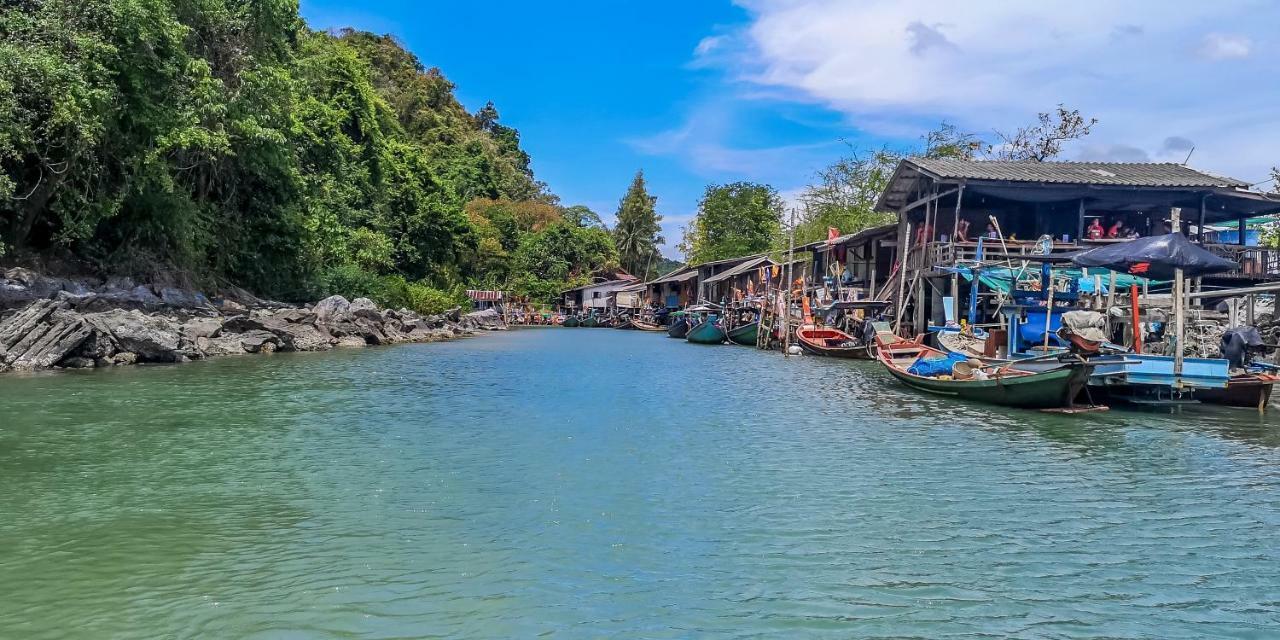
[1070,233,1238,280]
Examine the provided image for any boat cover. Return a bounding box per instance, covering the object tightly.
[1061,310,1107,343]
[1070,233,1238,279]
[907,352,968,377]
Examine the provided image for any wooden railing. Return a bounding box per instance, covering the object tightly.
[908,239,1280,280]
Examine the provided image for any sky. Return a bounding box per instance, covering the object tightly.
[300,0,1280,259]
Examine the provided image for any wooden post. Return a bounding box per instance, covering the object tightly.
[1043,276,1055,351]
[1198,195,1207,243]
[868,240,878,300]
[1106,272,1117,310]
[894,223,912,334]
[1136,284,1146,353]
[1076,199,1085,242]
[1172,207,1185,381]
[783,208,797,356]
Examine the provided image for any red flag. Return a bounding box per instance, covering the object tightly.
[827,227,841,243]
[1129,262,1150,275]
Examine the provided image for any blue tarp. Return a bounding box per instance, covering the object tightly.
[907,352,968,377]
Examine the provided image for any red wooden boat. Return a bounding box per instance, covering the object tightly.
[795,325,873,359]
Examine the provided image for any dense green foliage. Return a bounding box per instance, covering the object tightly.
[612,171,663,280]
[0,0,613,310]
[679,182,783,264]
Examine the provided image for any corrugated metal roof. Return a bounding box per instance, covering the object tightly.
[649,267,698,285]
[703,256,776,284]
[798,223,897,252]
[909,158,1248,188]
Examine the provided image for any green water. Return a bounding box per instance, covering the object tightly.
[2,328,1280,638]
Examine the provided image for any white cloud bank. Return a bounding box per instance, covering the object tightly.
[710,0,1279,181]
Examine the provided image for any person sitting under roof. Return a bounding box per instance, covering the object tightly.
[1086,218,1105,240]
[1107,220,1125,239]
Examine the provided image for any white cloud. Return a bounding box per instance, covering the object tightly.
[1199,32,1252,60]
[710,0,1280,181]
[695,35,728,56]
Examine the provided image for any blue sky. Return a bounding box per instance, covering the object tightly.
[301,1,1280,259]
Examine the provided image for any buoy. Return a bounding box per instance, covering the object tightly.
[787,345,803,355]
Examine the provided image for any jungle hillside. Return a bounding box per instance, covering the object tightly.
[0,0,654,312]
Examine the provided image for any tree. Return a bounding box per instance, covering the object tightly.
[680,182,783,264]
[992,104,1097,161]
[563,204,606,230]
[612,171,663,279]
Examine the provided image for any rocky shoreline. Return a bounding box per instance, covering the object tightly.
[0,268,505,374]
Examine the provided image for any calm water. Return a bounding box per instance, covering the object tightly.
[2,329,1280,638]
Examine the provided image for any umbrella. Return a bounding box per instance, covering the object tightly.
[1070,233,1238,280]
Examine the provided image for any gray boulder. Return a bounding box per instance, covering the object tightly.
[196,335,250,357]
[312,295,352,323]
[90,309,184,362]
[160,287,212,309]
[0,304,93,371]
[181,317,223,340]
[461,308,506,331]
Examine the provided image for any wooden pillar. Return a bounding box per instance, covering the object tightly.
[1076,199,1085,243]
[1198,195,1207,243]
[1239,216,1248,246]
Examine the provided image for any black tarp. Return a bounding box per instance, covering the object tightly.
[1069,233,1238,279]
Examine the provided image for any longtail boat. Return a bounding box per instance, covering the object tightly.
[666,317,689,339]
[632,318,665,332]
[726,321,759,346]
[686,317,726,345]
[613,317,634,330]
[1194,372,1278,410]
[876,334,1097,410]
[796,325,873,359]
[582,315,599,328]
[563,316,579,328]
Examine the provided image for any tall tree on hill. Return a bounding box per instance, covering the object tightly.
[612,171,663,279]
[679,182,783,264]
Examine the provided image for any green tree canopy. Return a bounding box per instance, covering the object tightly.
[680,182,783,264]
[612,171,663,279]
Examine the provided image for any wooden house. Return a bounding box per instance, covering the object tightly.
[875,158,1280,336]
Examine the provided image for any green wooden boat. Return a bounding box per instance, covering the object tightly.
[563,316,579,328]
[877,336,1094,410]
[582,315,599,328]
[686,317,726,345]
[726,321,759,346]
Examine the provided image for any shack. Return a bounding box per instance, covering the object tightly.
[560,276,640,313]
[875,158,1280,336]
[798,224,898,305]
[702,255,779,304]
[645,266,698,310]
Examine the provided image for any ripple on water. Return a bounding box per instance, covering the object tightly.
[1,329,1280,638]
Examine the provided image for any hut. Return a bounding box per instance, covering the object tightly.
[797,224,898,305]
[875,158,1280,337]
[645,266,698,310]
[702,255,777,304]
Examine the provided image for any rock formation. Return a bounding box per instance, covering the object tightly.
[0,268,506,373]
